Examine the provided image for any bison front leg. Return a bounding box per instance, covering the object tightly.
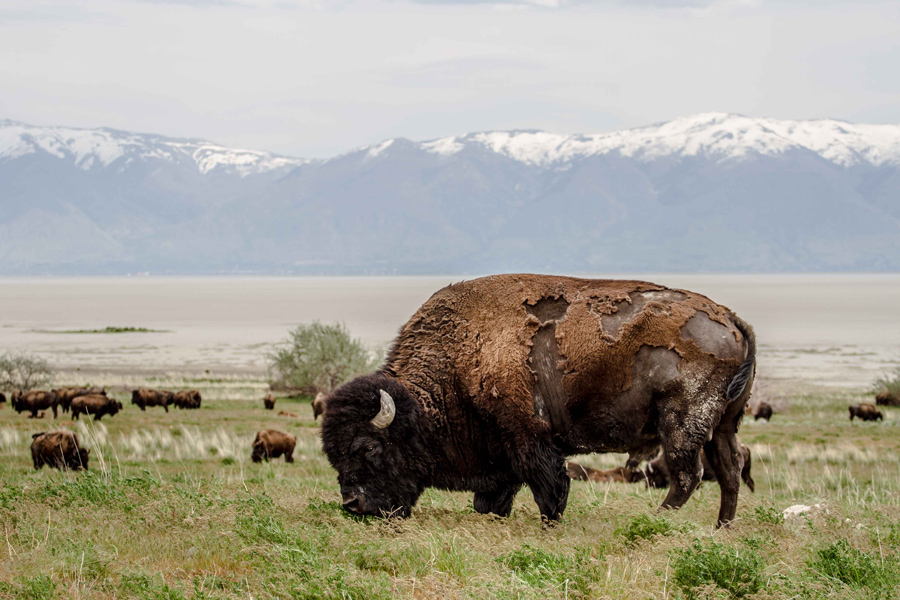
[473,485,521,518]
[658,405,713,514]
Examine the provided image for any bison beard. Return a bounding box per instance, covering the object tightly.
[321,275,756,526]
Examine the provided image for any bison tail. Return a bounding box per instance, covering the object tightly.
[726,315,756,403]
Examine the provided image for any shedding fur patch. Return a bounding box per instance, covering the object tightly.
[525,297,571,434]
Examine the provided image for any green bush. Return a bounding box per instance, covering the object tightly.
[615,514,679,545]
[267,321,379,394]
[754,506,786,525]
[672,538,765,599]
[497,543,603,596]
[808,539,899,593]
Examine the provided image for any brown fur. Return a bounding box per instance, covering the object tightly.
[876,391,900,406]
[71,394,123,421]
[366,274,756,525]
[27,411,46,419]
[251,430,296,463]
[754,402,774,421]
[132,389,174,412]
[278,411,299,418]
[645,444,755,493]
[566,462,645,483]
[31,431,89,470]
[849,403,883,422]
[53,387,105,413]
[173,390,201,409]
[11,390,59,418]
[313,392,327,420]
[264,393,276,410]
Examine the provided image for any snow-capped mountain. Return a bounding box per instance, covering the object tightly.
[2,114,899,274]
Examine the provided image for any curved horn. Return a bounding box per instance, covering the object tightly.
[371,389,396,429]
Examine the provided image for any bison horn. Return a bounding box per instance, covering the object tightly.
[371,390,396,429]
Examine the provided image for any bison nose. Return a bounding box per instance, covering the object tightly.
[342,493,362,514]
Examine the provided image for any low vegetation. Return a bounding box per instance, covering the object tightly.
[874,366,900,399]
[59,326,167,334]
[0,350,53,393]
[1,375,899,598]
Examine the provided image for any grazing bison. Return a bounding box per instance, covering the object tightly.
[27,411,46,419]
[849,403,883,422]
[31,431,89,470]
[313,393,327,420]
[321,275,756,526]
[53,387,106,413]
[264,393,276,410]
[11,390,59,418]
[645,445,755,493]
[754,402,774,421]
[875,391,900,406]
[0,392,6,406]
[278,411,299,418]
[250,430,296,463]
[71,395,123,421]
[131,389,174,412]
[173,390,202,409]
[566,462,645,483]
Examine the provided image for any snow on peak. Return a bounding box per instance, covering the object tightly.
[0,121,308,176]
[418,113,900,168]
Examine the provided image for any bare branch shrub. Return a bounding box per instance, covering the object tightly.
[0,351,54,393]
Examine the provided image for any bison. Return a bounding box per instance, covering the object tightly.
[754,402,774,421]
[131,389,174,412]
[278,411,299,418]
[849,403,882,422]
[250,430,296,463]
[0,392,6,406]
[321,275,756,526]
[31,431,89,470]
[71,394,122,421]
[173,390,201,409]
[11,390,59,418]
[566,462,645,484]
[313,393,327,420]
[264,393,276,410]
[645,444,755,493]
[875,391,900,406]
[53,387,106,413]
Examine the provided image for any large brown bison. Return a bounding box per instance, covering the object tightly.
[53,387,106,413]
[849,403,883,422]
[250,430,296,463]
[173,390,201,409]
[131,389,174,412]
[754,402,774,421]
[263,393,276,410]
[322,275,756,526]
[875,391,900,406]
[71,395,123,421]
[566,462,645,484]
[11,390,59,418]
[312,393,327,420]
[645,444,755,493]
[31,431,89,470]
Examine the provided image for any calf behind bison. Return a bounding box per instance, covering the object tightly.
[849,403,883,422]
[251,430,296,463]
[31,431,89,470]
[566,463,645,483]
[645,445,755,493]
[322,274,756,526]
[71,395,122,421]
[313,393,327,420]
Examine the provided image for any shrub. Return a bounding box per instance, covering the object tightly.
[874,366,900,399]
[754,506,785,525]
[267,321,378,394]
[672,538,765,599]
[0,350,53,393]
[808,540,900,593]
[496,544,603,596]
[615,514,679,545]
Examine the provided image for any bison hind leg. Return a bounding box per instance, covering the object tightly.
[704,430,744,527]
[516,442,569,523]
[474,485,521,518]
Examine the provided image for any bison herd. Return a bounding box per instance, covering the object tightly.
[6,274,899,528]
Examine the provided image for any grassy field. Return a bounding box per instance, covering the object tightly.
[1,374,899,599]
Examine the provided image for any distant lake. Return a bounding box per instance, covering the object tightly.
[1,275,898,386]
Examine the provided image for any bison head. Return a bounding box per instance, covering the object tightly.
[72,447,90,470]
[321,373,429,519]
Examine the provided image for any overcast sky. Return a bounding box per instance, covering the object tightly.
[1,0,897,157]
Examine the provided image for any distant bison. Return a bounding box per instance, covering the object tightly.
[31,431,89,471]
[131,389,174,412]
[646,445,755,493]
[173,390,201,409]
[754,402,774,421]
[875,391,900,406]
[322,274,756,526]
[0,392,6,406]
[11,390,59,418]
[251,430,296,463]
[53,387,106,413]
[263,393,276,410]
[278,411,299,418]
[849,403,882,422]
[312,392,327,420]
[566,462,645,483]
[71,395,123,421]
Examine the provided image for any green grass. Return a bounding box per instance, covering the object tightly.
[2,376,900,598]
[56,326,169,334]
